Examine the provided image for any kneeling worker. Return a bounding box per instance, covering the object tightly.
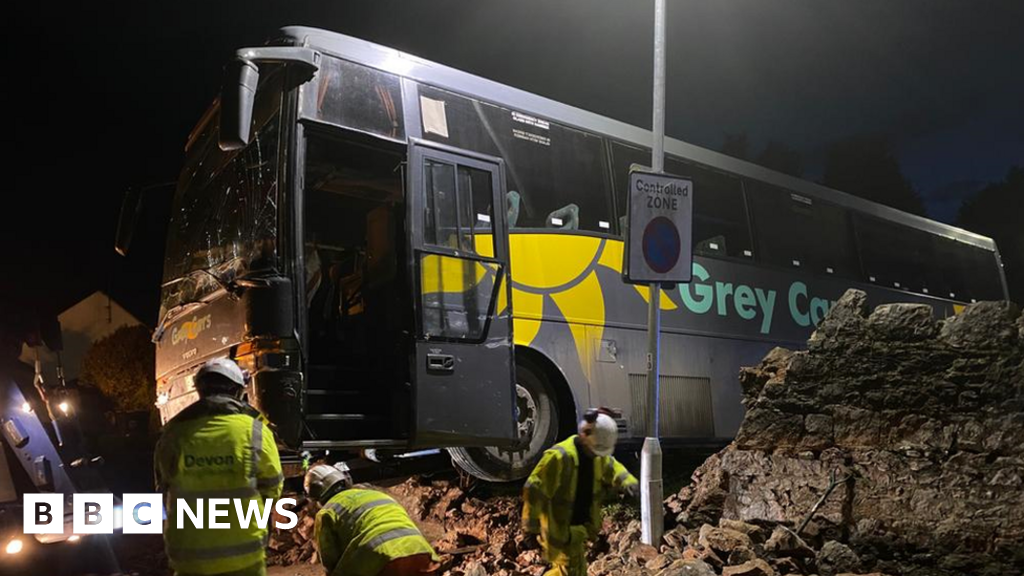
[522,408,639,576]
[305,464,439,576]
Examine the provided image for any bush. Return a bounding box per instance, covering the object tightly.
[79,325,155,413]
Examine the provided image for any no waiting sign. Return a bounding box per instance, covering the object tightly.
[624,168,693,284]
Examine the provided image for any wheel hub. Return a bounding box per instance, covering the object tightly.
[515,383,538,443]
[488,383,538,461]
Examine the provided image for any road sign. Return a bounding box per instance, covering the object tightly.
[624,168,693,283]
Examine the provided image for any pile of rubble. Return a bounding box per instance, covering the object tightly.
[270,292,1024,576]
[267,496,320,566]
[391,477,548,576]
[588,515,881,576]
[265,477,550,575]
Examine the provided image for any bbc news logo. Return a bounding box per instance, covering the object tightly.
[23,494,299,534]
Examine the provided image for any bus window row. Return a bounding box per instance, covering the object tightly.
[302,59,1004,304]
[410,87,1003,303]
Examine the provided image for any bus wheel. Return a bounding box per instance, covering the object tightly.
[449,360,560,482]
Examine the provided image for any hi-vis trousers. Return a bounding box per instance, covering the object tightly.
[543,525,589,576]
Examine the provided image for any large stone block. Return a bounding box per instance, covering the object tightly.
[866,303,937,341]
[940,300,1022,350]
[808,289,869,350]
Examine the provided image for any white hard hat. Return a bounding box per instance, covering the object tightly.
[195,358,246,391]
[579,409,618,457]
[304,463,353,504]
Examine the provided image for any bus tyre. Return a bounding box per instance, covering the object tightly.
[449,360,560,482]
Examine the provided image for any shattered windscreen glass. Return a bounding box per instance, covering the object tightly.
[160,73,284,320]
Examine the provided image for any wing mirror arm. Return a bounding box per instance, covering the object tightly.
[219,47,321,152]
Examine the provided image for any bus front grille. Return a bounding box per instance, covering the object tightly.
[628,374,715,438]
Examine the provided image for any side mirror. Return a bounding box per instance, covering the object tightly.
[115,187,142,257]
[218,47,321,152]
[218,59,260,152]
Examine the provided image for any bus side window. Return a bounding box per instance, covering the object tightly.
[609,143,755,260]
[854,215,945,295]
[304,57,405,140]
[934,237,971,300]
[747,181,859,278]
[964,245,1005,301]
[668,159,753,261]
[934,237,1004,302]
[609,142,649,234]
[418,85,615,235]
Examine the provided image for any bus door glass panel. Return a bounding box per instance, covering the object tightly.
[421,160,499,339]
[409,143,515,446]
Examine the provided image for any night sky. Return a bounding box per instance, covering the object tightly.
[8,1,1023,323]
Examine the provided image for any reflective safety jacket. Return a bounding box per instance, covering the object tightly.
[155,395,283,575]
[315,488,439,576]
[522,436,638,547]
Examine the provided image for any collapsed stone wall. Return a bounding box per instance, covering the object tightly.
[267,291,1023,576]
[672,291,1024,575]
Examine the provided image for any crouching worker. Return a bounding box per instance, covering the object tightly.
[522,408,639,576]
[305,464,440,576]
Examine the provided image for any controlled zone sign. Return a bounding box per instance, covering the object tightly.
[624,168,693,283]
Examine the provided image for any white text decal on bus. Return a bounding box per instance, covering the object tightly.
[512,111,550,130]
[513,128,550,146]
[421,96,449,138]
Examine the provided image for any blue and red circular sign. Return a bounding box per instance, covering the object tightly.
[642,216,681,273]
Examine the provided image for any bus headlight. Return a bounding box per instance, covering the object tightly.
[5,538,23,555]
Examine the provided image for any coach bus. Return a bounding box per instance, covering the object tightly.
[140,27,1008,481]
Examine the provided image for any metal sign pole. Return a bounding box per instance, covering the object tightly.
[640,0,666,547]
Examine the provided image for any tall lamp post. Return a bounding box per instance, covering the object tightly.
[640,0,667,547]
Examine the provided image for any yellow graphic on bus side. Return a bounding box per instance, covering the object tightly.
[418,233,672,368]
[507,234,665,368]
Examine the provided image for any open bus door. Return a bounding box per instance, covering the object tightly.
[407,140,517,447]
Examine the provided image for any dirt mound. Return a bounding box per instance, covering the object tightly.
[266,477,551,575]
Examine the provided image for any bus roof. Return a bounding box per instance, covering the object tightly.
[280,26,996,251]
